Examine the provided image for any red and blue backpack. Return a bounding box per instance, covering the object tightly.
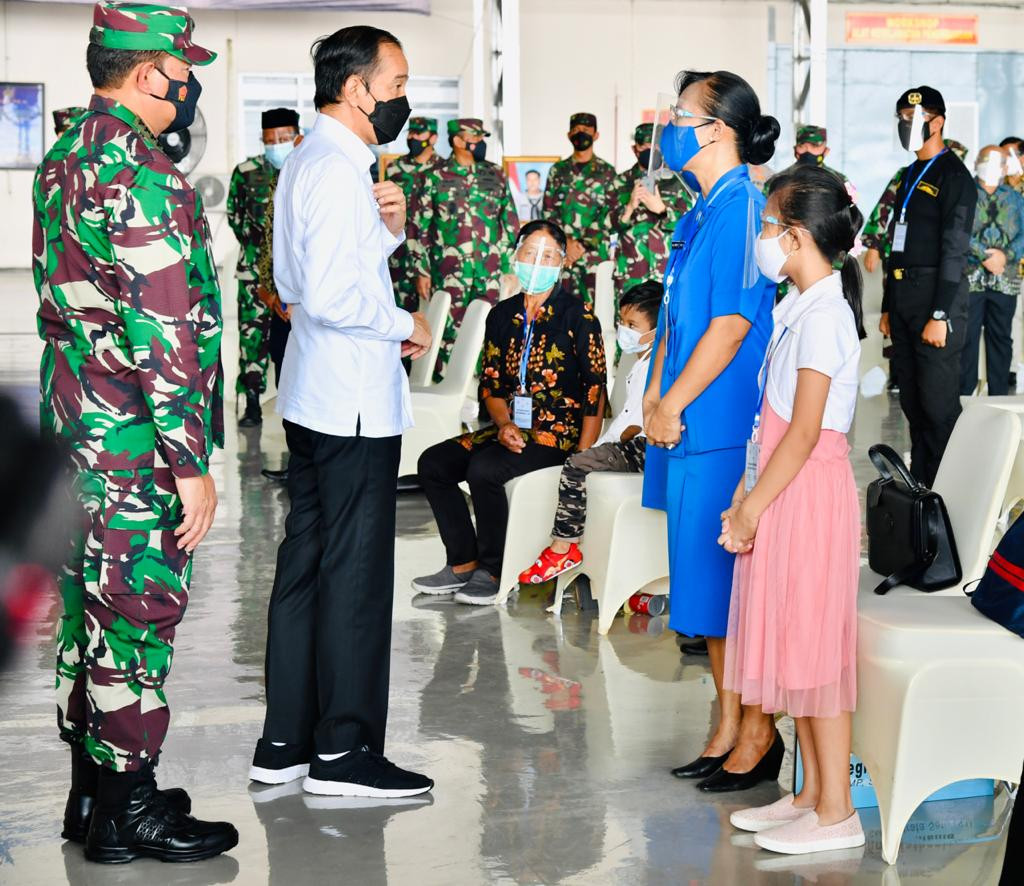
[971,513,1024,638]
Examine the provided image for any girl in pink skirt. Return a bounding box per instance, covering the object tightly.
[718,164,866,856]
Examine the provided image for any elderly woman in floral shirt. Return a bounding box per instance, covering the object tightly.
[414,220,608,605]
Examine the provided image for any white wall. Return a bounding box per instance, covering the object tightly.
[5,0,1024,268]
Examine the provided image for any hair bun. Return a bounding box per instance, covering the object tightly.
[744,114,780,166]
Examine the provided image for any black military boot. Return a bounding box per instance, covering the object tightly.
[238,392,262,427]
[85,772,237,864]
[62,746,192,844]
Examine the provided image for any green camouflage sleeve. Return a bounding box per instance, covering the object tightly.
[497,172,520,274]
[226,166,245,241]
[542,162,565,217]
[109,164,219,478]
[608,174,633,234]
[258,187,276,297]
[406,171,435,279]
[862,169,903,254]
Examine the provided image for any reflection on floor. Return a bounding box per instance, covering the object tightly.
[0,270,1012,885]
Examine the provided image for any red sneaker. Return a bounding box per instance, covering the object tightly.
[518,544,583,584]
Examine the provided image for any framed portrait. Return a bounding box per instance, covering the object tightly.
[0,82,44,169]
[503,156,561,223]
[377,152,403,182]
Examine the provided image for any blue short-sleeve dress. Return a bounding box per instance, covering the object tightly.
[642,165,775,638]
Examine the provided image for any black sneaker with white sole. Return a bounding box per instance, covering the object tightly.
[454,569,499,606]
[248,739,312,785]
[411,565,471,596]
[302,747,433,798]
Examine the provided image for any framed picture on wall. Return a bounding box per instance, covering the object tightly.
[377,153,403,182]
[503,156,560,222]
[0,82,44,169]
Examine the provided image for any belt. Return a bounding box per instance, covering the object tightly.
[890,266,938,281]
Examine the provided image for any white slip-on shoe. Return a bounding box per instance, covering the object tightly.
[730,794,808,832]
[754,810,865,856]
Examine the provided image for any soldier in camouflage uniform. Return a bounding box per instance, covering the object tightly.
[385,115,445,313]
[33,2,236,863]
[609,123,694,303]
[227,107,300,427]
[52,106,88,137]
[543,113,616,305]
[784,125,853,191]
[409,117,519,381]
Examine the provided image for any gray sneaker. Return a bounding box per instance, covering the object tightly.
[411,565,471,596]
[454,570,500,606]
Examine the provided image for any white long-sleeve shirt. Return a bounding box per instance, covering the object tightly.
[273,112,414,437]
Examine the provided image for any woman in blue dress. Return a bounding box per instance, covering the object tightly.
[642,70,781,792]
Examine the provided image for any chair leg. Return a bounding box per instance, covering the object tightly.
[865,755,919,866]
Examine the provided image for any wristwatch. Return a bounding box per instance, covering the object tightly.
[931,310,949,322]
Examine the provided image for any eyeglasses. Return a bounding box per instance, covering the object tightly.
[516,245,565,265]
[670,106,717,126]
[896,110,937,123]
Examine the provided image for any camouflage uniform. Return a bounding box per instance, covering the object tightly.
[52,106,87,137]
[385,115,445,313]
[34,7,221,773]
[543,113,616,304]
[609,123,694,302]
[227,153,276,397]
[256,175,291,385]
[408,118,520,381]
[782,125,852,190]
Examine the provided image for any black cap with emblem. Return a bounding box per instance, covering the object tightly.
[896,86,946,116]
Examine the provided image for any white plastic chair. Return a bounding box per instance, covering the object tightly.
[853,594,1024,865]
[593,260,616,357]
[398,298,492,477]
[860,403,1020,595]
[962,394,1024,525]
[495,465,564,601]
[407,291,451,389]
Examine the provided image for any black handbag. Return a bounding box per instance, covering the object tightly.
[865,444,962,595]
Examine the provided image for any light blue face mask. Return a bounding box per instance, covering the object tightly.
[515,261,561,294]
[265,140,295,170]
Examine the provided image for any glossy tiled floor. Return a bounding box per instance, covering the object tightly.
[0,270,1013,885]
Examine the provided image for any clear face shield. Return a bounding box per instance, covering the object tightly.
[1005,146,1024,179]
[976,151,1006,188]
[646,92,679,191]
[895,105,930,153]
[514,238,566,295]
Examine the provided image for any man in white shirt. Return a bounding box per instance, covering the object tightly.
[248,25,434,799]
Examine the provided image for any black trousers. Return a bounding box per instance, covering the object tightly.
[418,437,568,578]
[889,272,967,487]
[960,287,1016,397]
[262,420,401,755]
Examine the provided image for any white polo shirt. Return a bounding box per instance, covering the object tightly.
[765,271,861,434]
[273,113,415,438]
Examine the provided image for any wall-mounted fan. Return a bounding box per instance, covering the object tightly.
[158,106,207,177]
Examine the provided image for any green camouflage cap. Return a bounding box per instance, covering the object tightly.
[796,124,827,145]
[409,116,437,134]
[89,2,217,66]
[944,138,968,161]
[570,112,597,130]
[52,106,87,136]
[447,117,490,137]
[633,123,654,145]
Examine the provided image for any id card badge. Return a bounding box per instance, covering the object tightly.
[513,393,533,430]
[744,437,760,494]
[892,222,908,253]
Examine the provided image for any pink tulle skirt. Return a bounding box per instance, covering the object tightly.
[723,403,860,718]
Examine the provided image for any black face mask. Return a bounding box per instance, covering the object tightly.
[570,131,593,152]
[470,140,487,162]
[637,148,652,170]
[362,84,411,145]
[407,136,431,156]
[797,151,824,167]
[898,118,931,152]
[155,68,201,135]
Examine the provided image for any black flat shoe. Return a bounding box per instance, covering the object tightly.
[671,749,732,779]
[697,731,784,793]
[62,785,192,843]
[261,468,289,482]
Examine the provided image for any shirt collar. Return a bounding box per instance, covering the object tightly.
[88,94,158,147]
[312,112,376,171]
[773,270,844,328]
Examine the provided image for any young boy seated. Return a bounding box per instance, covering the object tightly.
[519,280,661,584]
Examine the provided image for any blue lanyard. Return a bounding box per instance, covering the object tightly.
[518,316,536,393]
[899,149,946,223]
[752,327,789,434]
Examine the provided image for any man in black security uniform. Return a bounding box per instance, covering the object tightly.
[879,86,977,487]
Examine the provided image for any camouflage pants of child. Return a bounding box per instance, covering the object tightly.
[432,278,500,383]
[55,467,192,772]
[551,438,646,541]
[236,276,272,397]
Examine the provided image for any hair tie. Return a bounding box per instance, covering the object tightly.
[832,251,848,270]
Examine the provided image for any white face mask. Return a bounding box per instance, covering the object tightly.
[754,230,794,284]
[616,324,652,354]
[976,153,1004,188]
